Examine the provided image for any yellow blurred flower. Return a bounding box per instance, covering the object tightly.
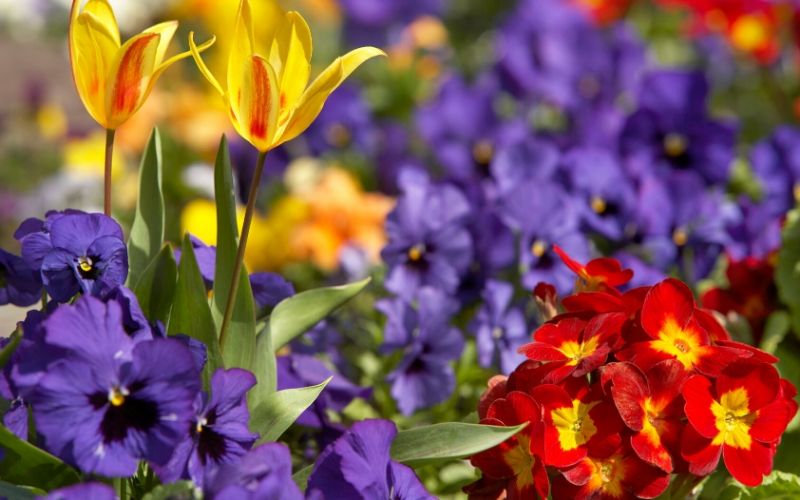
[64,131,125,179]
[36,103,68,141]
[188,0,385,152]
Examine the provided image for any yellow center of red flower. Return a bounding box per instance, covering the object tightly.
[730,14,770,53]
[503,434,536,489]
[650,318,702,369]
[559,337,600,367]
[711,387,755,449]
[552,399,598,451]
[587,453,625,497]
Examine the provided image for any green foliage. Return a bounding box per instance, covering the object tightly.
[133,245,178,325]
[0,426,80,491]
[776,208,800,335]
[209,136,257,371]
[249,325,277,410]
[250,377,332,444]
[699,471,800,499]
[141,481,199,500]
[270,278,371,350]
[0,330,20,369]
[169,235,224,384]
[0,481,43,500]
[127,128,165,289]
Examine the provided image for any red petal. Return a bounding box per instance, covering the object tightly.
[682,375,718,439]
[563,291,625,314]
[487,391,541,427]
[751,399,795,443]
[585,257,634,287]
[694,308,731,342]
[584,312,626,345]
[604,363,647,431]
[715,340,779,364]
[717,363,780,412]
[693,345,742,377]
[553,244,586,277]
[517,341,568,362]
[681,424,722,476]
[532,458,550,500]
[535,319,584,345]
[641,278,696,340]
[621,453,671,499]
[560,457,594,486]
[631,421,677,473]
[647,359,690,404]
[479,375,508,420]
[615,342,672,372]
[722,440,773,487]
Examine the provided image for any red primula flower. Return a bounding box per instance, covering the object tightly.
[570,0,634,26]
[519,314,625,383]
[681,363,797,486]
[616,278,741,376]
[533,282,559,321]
[554,245,634,293]
[552,442,670,500]
[470,391,550,499]
[532,382,622,468]
[601,360,689,472]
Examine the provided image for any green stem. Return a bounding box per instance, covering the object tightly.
[103,128,116,216]
[219,150,267,352]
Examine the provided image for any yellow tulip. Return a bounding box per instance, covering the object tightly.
[189,0,385,152]
[69,0,215,130]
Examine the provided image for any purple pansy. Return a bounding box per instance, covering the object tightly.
[339,0,447,47]
[749,126,800,217]
[725,197,782,260]
[102,286,156,342]
[249,272,294,312]
[157,368,257,484]
[25,212,128,302]
[303,84,378,157]
[381,170,473,300]
[379,288,464,415]
[306,419,434,500]
[15,209,85,269]
[202,442,303,500]
[0,336,29,441]
[470,280,528,375]
[620,70,737,186]
[44,483,116,500]
[173,234,217,288]
[0,247,42,307]
[28,296,200,476]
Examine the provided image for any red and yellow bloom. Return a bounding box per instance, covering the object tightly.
[69,0,213,130]
[189,0,385,152]
[554,245,634,293]
[681,363,797,486]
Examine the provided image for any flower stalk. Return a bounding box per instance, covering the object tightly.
[103,128,116,216]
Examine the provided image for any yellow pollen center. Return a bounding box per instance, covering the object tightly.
[79,256,94,273]
[664,133,688,157]
[711,388,756,449]
[196,417,207,434]
[793,183,800,203]
[531,240,547,258]
[407,244,425,262]
[472,140,494,166]
[491,327,504,339]
[108,387,127,407]
[673,338,689,353]
[651,318,702,369]
[326,123,352,148]
[591,196,607,214]
[672,228,688,247]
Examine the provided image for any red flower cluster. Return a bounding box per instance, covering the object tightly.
[467,247,797,499]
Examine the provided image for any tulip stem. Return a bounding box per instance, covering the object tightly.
[103,128,116,216]
[219,150,267,353]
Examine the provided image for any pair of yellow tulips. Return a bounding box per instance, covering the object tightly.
[69,0,385,152]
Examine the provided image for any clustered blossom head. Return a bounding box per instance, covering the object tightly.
[467,249,798,498]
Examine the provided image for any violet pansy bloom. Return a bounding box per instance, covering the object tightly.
[29,296,200,476]
[379,287,464,415]
[470,280,528,375]
[203,442,302,500]
[749,126,800,217]
[157,368,257,484]
[173,234,216,289]
[44,483,116,500]
[30,212,128,302]
[0,247,42,307]
[249,272,295,312]
[306,419,434,500]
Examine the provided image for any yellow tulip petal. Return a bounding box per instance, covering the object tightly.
[70,11,119,127]
[276,12,312,114]
[189,31,224,96]
[227,0,256,105]
[277,46,385,146]
[143,20,179,65]
[78,0,120,46]
[104,32,161,129]
[230,54,280,151]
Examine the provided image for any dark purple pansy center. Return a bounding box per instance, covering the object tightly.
[88,381,159,444]
[661,131,691,168]
[194,408,228,464]
[76,255,101,280]
[0,263,8,288]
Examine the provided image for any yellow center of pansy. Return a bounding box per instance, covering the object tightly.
[793,183,800,203]
[591,196,607,214]
[78,256,94,273]
[472,140,494,166]
[650,318,702,370]
[711,387,756,449]
[552,399,599,451]
[672,228,689,247]
[108,386,128,407]
[196,417,208,434]
[531,240,548,258]
[326,123,352,148]
[663,133,688,158]
[407,244,425,262]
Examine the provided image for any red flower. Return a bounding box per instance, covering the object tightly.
[601,360,689,472]
[616,278,741,376]
[470,391,550,499]
[554,245,634,293]
[552,441,670,500]
[570,0,634,26]
[681,363,797,486]
[532,382,622,468]
[519,314,624,383]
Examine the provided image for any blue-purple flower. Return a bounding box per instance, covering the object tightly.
[249,272,294,312]
[379,287,464,415]
[381,170,473,300]
[750,126,800,217]
[725,197,782,260]
[157,368,257,484]
[470,280,528,374]
[203,442,302,500]
[339,0,447,47]
[173,234,216,289]
[28,296,200,476]
[21,212,128,302]
[306,419,434,500]
[0,247,42,307]
[44,483,116,500]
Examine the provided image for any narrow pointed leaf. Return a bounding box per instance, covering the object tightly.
[127,128,164,289]
[210,136,257,370]
[250,377,332,444]
[133,245,177,325]
[0,481,42,500]
[0,426,80,489]
[250,324,277,409]
[0,330,21,369]
[293,465,313,490]
[390,422,528,467]
[270,278,370,350]
[169,236,223,382]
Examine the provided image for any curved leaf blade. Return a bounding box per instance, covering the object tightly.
[0,426,80,490]
[251,377,332,444]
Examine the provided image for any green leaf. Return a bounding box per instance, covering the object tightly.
[270,278,370,350]
[777,208,800,335]
[0,425,80,490]
[127,128,164,289]
[133,245,178,325]
[705,471,800,499]
[210,136,256,370]
[390,422,528,467]
[760,311,790,355]
[249,324,277,409]
[250,377,332,443]
[142,481,199,500]
[169,236,224,382]
[0,480,44,500]
[293,464,313,490]
[0,330,21,369]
